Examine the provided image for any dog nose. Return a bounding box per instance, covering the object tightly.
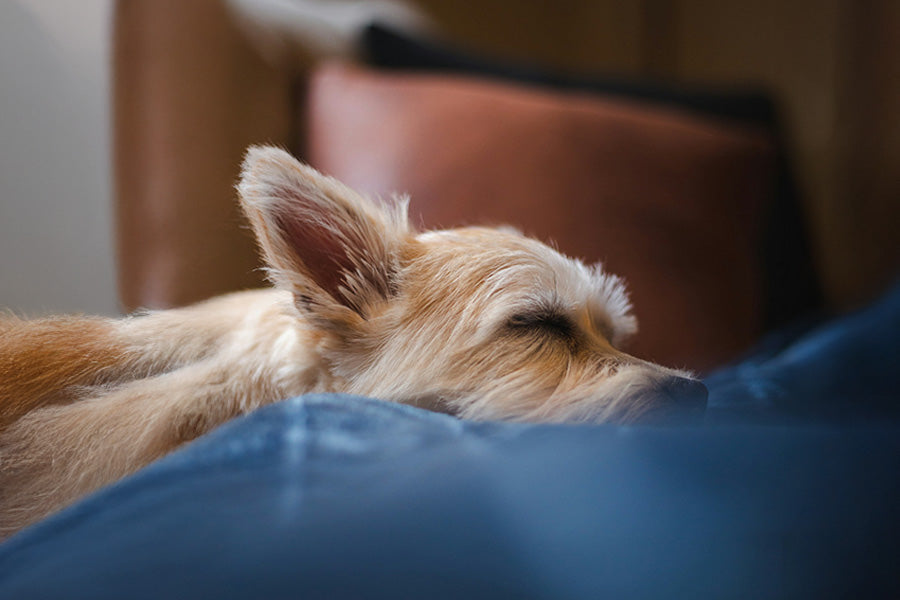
[661,377,708,411]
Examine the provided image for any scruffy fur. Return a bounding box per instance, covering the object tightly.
[0,146,703,539]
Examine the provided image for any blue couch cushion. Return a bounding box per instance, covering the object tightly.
[0,395,897,599]
[706,279,900,424]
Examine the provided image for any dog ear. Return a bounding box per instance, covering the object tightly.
[238,146,411,324]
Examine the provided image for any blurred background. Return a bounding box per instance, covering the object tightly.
[0,0,114,315]
[0,0,897,370]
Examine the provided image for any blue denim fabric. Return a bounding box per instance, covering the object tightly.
[0,395,897,599]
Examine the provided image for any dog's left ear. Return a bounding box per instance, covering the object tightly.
[238,146,411,325]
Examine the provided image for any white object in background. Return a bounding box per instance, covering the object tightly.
[226,0,433,65]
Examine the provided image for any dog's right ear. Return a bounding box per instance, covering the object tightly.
[238,146,412,328]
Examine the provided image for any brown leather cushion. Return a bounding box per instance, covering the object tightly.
[307,62,776,372]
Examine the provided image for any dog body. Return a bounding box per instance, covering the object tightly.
[0,147,705,538]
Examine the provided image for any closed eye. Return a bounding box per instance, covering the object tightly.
[507,310,576,340]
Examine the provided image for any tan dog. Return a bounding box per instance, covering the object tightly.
[0,146,706,539]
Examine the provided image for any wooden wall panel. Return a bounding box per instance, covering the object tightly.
[832,0,900,305]
[415,0,646,73]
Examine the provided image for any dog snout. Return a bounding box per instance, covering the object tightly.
[660,377,708,411]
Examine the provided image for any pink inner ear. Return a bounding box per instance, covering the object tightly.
[275,211,352,304]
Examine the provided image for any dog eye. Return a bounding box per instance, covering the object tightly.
[507,312,575,339]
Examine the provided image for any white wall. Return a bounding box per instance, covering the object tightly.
[0,0,117,316]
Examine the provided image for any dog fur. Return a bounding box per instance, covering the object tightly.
[0,146,703,539]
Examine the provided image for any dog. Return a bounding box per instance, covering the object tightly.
[0,146,707,539]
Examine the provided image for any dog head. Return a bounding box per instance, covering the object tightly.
[239,146,706,424]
